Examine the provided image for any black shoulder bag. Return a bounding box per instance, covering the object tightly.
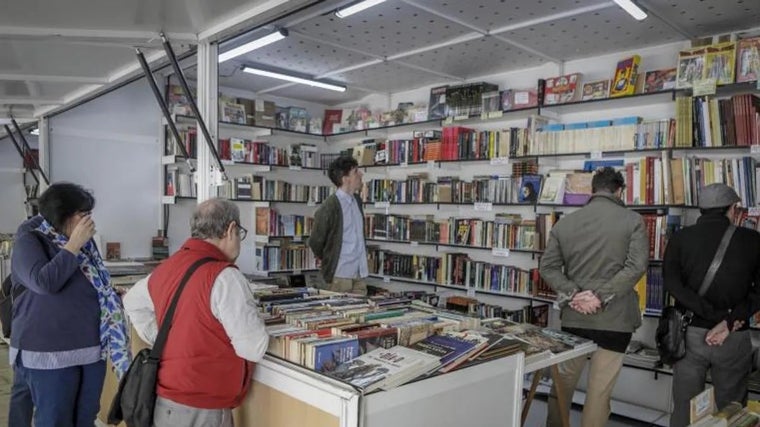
[107,257,215,427]
[656,225,735,365]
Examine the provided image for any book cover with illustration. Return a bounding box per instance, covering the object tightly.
[644,68,677,92]
[737,37,760,83]
[544,73,581,104]
[518,175,542,204]
[581,79,610,100]
[677,46,707,89]
[428,85,449,119]
[610,55,640,97]
[705,41,736,85]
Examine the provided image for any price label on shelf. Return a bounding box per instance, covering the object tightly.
[293,270,302,275]
[375,201,391,209]
[491,248,511,257]
[307,200,317,207]
[288,165,302,171]
[693,78,717,97]
[427,160,437,169]
[474,202,493,211]
[488,111,504,119]
[489,157,509,165]
[751,145,760,155]
[293,236,302,243]
[749,207,760,217]
[466,288,476,297]
[410,241,419,247]
[444,117,454,125]
[480,113,489,121]
[454,115,469,121]
[590,151,603,159]
[383,276,391,283]
[400,162,408,168]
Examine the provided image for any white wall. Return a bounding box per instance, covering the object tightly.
[49,80,162,259]
[0,133,38,233]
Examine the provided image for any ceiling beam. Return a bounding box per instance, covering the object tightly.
[0,73,109,84]
[0,26,197,43]
[0,97,63,105]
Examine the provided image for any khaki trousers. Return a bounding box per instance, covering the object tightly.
[325,277,367,295]
[547,348,624,427]
[153,396,233,427]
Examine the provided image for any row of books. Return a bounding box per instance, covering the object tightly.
[166,127,197,157]
[165,167,196,198]
[217,176,332,203]
[218,139,320,168]
[675,94,760,148]
[361,174,541,205]
[254,207,313,238]
[367,248,553,298]
[365,213,558,252]
[254,243,315,272]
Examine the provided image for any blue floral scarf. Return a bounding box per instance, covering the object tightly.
[36,217,131,379]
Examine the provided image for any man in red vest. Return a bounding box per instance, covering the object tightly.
[124,198,268,426]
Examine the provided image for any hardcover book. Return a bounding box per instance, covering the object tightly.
[581,79,610,101]
[644,68,677,92]
[610,55,640,97]
[544,74,581,105]
[736,36,760,83]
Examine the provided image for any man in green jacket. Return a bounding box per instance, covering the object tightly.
[539,167,648,427]
[308,155,368,295]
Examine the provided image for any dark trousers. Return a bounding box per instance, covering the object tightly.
[670,327,752,427]
[9,356,33,427]
[10,353,106,427]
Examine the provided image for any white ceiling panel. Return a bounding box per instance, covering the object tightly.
[0,81,29,97]
[291,1,472,57]
[331,61,455,93]
[504,6,683,60]
[231,32,376,76]
[399,36,545,79]
[640,0,760,37]
[267,84,368,105]
[409,0,608,32]
[0,40,148,78]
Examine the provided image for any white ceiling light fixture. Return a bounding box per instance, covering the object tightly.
[30,128,40,136]
[613,0,647,20]
[242,67,347,92]
[218,28,289,63]
[335,0,387,18]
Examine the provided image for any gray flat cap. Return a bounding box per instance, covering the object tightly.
[698,183,741,209]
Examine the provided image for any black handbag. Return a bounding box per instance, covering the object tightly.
[107,257,215,427]
[656,225,735,365]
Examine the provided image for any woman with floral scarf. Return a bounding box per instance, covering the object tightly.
[8,182,130,427]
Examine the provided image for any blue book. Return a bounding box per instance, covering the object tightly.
[313,338,360,373]
[586,120,612,128]
[583,160,624,172]
[414,334,477,366]
[564,122,587,130]
[611,116,641,126]
[543,124,565,132]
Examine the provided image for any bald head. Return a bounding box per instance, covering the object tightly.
[191,198,241,240]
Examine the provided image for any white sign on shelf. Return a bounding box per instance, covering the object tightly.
[454,115,469,121]
[307,200,317,207]
[293,236,303,243]
[288,165,302,171]
[480,113,489,121]
[400,162,408,168]
[427,160,437,169]
[410,241,419,247]
[444,117,454,125]
[488,111,504,119]
[693,78,717,97]
[466,288,476,297]
[383,276,391,283]
[749,207,760,217]
[590,151,603,159]
[491,248,511,257]
[751,145,760,155]
[474,202,493,211]
[375,201,391,209]
[490,157,509,165]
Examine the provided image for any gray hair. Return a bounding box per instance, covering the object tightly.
[190,198,241,239]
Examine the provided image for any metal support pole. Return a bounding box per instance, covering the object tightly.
[11,118,49,185]
[134,48,196,173]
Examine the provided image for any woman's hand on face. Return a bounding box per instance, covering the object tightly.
[64,215,96,254]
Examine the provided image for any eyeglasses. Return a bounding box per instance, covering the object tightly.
[237,224,248,241]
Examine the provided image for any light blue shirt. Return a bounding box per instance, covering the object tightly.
[334,189,369,279]
[10,345,101,369]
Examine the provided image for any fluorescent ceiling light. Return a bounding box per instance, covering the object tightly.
[335,0,387,18]
[242,67,347,92]
[613,0,647,20]
[218,29,288,63]
[30,128,39,136]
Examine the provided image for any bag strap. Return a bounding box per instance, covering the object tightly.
[149,257,216,360]
[697,225,736,297]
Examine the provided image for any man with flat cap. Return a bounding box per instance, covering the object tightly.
[665,183,760,426]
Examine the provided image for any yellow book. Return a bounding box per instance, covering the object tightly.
[610,55,641,97]
[634,273,646,313]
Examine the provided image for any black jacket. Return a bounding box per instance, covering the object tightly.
[663,213,760,330]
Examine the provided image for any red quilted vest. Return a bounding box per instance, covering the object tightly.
[148,238,254,409]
